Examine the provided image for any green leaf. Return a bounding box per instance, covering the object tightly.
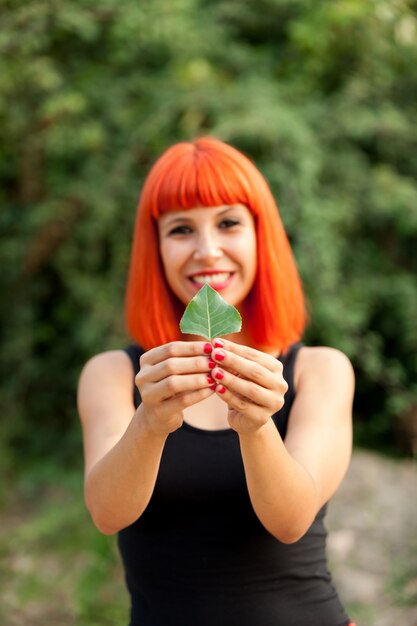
[179,284,242,340]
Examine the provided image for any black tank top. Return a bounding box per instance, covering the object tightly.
[118,343,350,626]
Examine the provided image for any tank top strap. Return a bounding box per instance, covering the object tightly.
[280,341,304,401]
[124,344,145,409]
[274,342,304,436]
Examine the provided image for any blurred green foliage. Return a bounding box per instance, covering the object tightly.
[1,0,416,472]
[0,465,128,623]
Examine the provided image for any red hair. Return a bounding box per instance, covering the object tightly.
[125,137,307,352]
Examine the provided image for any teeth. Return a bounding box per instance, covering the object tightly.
[191,272,231,284]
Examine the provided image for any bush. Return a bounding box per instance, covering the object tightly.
[1,0,416,469]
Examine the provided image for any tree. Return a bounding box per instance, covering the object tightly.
[1,0,416,472]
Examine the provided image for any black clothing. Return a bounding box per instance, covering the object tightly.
[118,343,350,626]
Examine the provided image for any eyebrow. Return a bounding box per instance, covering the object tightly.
[161,206,242,226]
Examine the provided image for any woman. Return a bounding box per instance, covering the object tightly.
[78,137,356,626]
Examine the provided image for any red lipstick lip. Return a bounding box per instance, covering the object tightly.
[188,270,234,278]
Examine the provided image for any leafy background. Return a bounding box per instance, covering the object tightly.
[0,0,416,624]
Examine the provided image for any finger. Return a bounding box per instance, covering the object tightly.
[211,338,281,369]
[141,341,214,367]
[141,372,214,404]
[210,347,284,390]
[211,367,281,412]
[215,384,264,421]
[139,355,213,385]
[163,386,215,413]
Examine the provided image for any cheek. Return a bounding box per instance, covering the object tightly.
[158,243,170,276]
[245,233,257,278]
[159,240,188,283]
[160,239,179,264]
[158,242,178,288]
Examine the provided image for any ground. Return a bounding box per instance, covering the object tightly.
[1,449,416,625]
[327,449,417,626]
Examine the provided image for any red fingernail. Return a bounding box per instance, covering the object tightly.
[204,343,213,354]
[213,350,225,361]
[209,383,217,391]
[214,369,224,380]
[213,338,224,348]
[208,359,216,369]
[217,385,226,394]
[207,375,215,384]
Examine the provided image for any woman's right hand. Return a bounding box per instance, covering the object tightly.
[135,341,215,436]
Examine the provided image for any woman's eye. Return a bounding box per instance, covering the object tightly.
[168,225,192,235]
[219,219,240,229]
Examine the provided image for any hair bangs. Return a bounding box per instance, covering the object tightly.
[147,139,256,218]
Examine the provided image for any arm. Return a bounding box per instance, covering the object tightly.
[77,343,214,535]
[209,342,354,543]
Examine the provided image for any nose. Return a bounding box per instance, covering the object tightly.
[193,230,222,262]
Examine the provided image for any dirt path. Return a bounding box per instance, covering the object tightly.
[327,449,417,626]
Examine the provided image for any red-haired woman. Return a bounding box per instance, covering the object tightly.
[78,137,356,626]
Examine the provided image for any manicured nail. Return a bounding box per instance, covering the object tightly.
[217,385,226,394]
[207,375,215,384]
[213,338,224,348]
[213,350,225,361]
[204,342,213,354]
[214,369,224,380]
[208,359,216,369]
[209,383,217,391]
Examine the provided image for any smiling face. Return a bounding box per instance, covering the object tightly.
[157,204,257,309]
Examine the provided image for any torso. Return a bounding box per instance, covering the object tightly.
[118,342,350,626]
[183,393,230,430]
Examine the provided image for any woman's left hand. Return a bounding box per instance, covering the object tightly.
[208,339,288,434]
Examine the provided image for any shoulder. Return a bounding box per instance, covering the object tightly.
[79,349,134,384]
[295,346,355,393]
[284,346,354,508]
[77,350,135,412]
